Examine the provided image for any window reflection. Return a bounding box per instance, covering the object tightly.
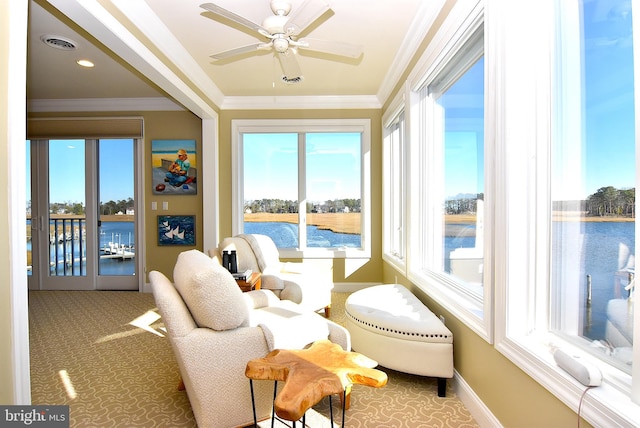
[437,57,485,291]
[552,0,635,373]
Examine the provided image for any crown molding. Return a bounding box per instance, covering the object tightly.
[47,0,217,119]
[28,95,381,112]
[111,0,225,109]
[28,97,185,113]
[220,95,382,110]
[376,0,447,105]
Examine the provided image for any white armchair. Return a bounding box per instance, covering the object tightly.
[210,234,334,317]
[149,249,349,428]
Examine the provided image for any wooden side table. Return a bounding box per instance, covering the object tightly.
[246,340,387,427]
[236,272,261,292]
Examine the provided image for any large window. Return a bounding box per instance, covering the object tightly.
[383,106,406,269]
[232,119,371,258]
[552,0,636,375]
[382,0,640,424]
[407,9,490,340]
[492,0,640,424]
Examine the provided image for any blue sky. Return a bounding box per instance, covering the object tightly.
[581,0,635,196]
[26,139,134,205]
[442,1,635,200]
[243,132,361,203]
[443,57,484,199]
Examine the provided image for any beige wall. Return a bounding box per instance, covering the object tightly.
[143,111,203,280]
[218,109,383,284]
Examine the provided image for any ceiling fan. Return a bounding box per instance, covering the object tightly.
[200,0,363,83]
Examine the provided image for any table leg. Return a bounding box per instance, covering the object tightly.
[341,389,346,428]
[249,379,257,427]
[329,395,334,428]
[271,381,278,428]
[340,385,351,410]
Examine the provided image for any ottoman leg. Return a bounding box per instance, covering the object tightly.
[437,378,447,397]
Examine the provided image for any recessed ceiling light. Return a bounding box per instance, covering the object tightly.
[76,59,95,68]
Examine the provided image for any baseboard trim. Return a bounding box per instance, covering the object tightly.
[332,282,381,293]
[453,370,502,427]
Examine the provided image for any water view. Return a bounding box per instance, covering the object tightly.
[27,219,135,276]
[553,220,635,341]
[244,222,361,248]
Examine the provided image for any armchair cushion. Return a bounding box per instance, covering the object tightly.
[173,249,249,331]
[252,301,329,351]
[218,236,260,273]
[240,233,281,269]
[243,289,282,309]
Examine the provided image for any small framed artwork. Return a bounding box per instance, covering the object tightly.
[158,215,196,246]
[152,139,197,195]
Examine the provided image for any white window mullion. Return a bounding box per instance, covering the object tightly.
[298,133,307,250]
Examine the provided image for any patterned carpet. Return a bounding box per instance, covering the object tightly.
[29,290,479,427]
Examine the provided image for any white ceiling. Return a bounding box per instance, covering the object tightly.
[28,0,445,113]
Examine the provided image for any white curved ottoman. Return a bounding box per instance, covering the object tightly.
[345,284,454,397]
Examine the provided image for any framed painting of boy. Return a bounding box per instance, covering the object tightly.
[151,139,197,195]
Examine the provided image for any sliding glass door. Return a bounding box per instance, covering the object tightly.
[28,138,138,290]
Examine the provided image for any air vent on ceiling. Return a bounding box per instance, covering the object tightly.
[40,35,77,51]
[282,75,303,84]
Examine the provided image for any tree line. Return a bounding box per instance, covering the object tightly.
[244,198,361,214]
[444,193,484,215]
[444,186,636,219]
[100,198,135,215]
[42,198,135,216]
[586,186,635,217]
[553,186,635,218]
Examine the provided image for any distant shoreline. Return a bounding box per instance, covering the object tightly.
[244,212,636,237]
[245,212,361,234]
[552,212,635,222]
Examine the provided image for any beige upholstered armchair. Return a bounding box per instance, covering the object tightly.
[210,234,334,317]
[149,249,349,428]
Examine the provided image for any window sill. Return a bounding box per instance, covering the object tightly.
[382,252,406,275]
[279,247,371,259]
[496,334,640,427]
[408,268,490,342]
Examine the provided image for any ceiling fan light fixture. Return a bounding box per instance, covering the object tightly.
[262,14,287,34]
[202,0,360,84]
[270,0,292,16]
[272,37,289,53]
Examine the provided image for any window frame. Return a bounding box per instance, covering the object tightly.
[405,0,493,342]
[490,0,640,425]
[382,91,407,273]
[231,118,371,259]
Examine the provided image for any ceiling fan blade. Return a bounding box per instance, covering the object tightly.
[284,0,331,36]
[210,43,268,60]
[200,3,270,36]
[298,38,363,58]
[278,50,303,81]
